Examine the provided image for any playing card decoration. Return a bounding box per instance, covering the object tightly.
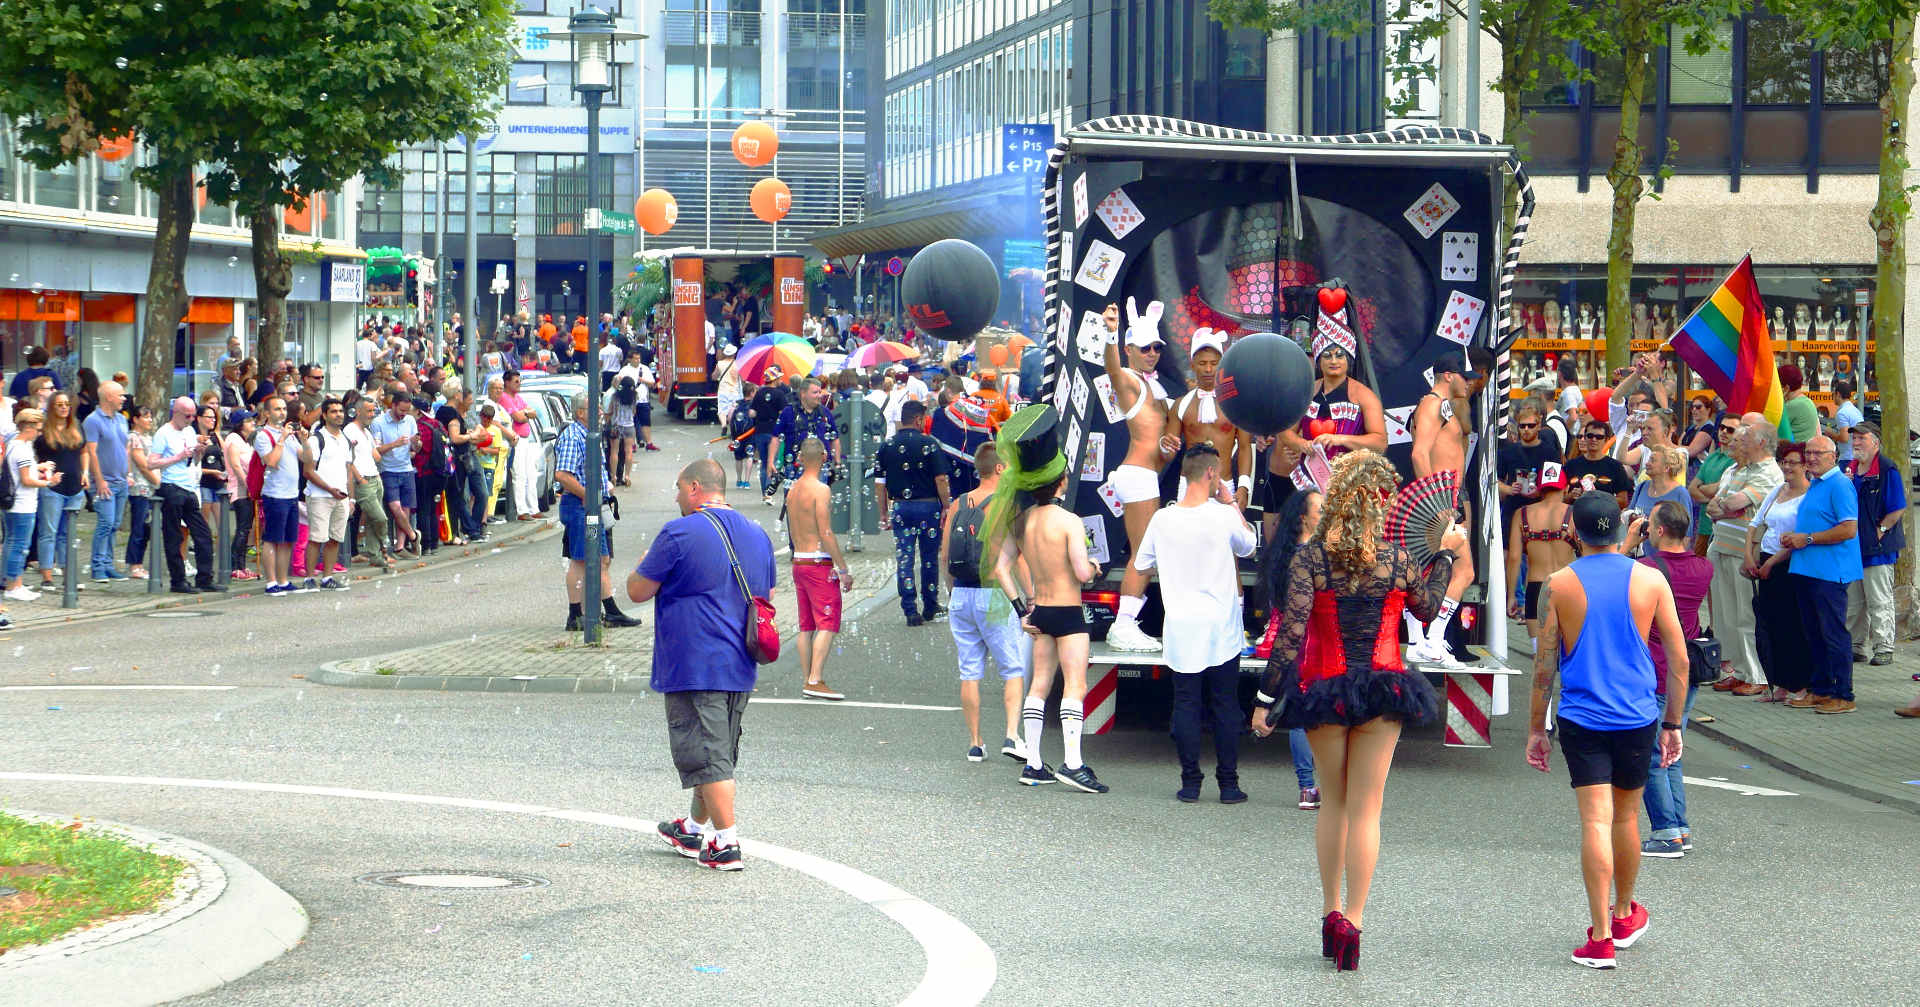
[1074,238,1124,296]
[1384,405,1415,445]
[1403,182,1461,238]
[1072,174,1090,227]
[1093,187,1147,239]
[1312,284,1359,359]
[1440,231,1478,281]
[1435,290,1487,347]
[1385,471,1462,569]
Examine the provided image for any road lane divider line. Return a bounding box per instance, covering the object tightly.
[0,685,240,692]
[749,698,962,712]
[0,770,996,1007]
[1683,776,1798,797]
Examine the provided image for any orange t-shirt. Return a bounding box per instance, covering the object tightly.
[538,321,557,345]
[973,387,1011,426]
[571,323,589,354]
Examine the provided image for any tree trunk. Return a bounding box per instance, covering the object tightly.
[250,197,292,367]
[1603,7,1653,378]
[136,165,195,412]
[1869,18,1916,632]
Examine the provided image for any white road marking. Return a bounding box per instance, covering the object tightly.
[0,771,996,1007]
[1683,776,1798,797]
[750,698,961,712]
[0,685,239,692]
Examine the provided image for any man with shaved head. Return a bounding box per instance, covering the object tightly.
[1782,434,1862,714]
[630,454,776,872]
[83,379,131,580]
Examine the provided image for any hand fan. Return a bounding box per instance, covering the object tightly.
[1385,471,1460,568]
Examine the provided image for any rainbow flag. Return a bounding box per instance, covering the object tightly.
[1669,255,1785,433]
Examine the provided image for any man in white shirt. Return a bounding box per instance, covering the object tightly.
[355,330,379,388]
[1129,444,1259,804]
[346,397,393,571]
[598,332,624,392]
[252,395,306,595]
[299,397,356,591]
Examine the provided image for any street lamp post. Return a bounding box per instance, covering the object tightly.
[547,5,645,645]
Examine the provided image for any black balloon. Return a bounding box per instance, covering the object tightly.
[901,239,999,342]
[1215,332,1314,436]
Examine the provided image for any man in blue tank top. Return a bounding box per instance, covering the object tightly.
[1527,494,1690,970]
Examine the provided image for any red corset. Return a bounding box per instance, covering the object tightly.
[1297,589,1410,687]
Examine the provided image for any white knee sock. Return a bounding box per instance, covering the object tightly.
[1022,696,1047,769]
[1118,595,1144,622]
[1429,597,1460,641]
[1060,698,1085,770]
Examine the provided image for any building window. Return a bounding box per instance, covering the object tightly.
[664,0,763,120]
[508,61,549,105]
[534,154,616,235]
[1745,18,1811,104]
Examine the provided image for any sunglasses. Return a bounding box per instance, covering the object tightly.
[1516,423,1539,430]
[1137,344,1164,352]
[1580,432,1605,439]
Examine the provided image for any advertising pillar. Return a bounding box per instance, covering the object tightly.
[672,256,708,387]
[771,254,806,336]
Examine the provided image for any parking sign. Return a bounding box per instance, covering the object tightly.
[1002,123,1055,176]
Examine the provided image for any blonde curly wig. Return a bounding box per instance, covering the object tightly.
[1314,449,1403,578]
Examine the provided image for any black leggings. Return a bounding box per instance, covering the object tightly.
[229,496,255,573]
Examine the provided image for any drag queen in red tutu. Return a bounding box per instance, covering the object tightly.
[1250,449,1464,970]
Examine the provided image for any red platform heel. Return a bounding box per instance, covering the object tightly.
[1334,917,1362,971]
[1321,911,1345,958]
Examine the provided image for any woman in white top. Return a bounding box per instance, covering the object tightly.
[5,409,57,601]
[1744,440,1813,704]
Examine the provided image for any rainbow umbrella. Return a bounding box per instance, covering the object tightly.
[847,340,921,370]
[735,332,816,384]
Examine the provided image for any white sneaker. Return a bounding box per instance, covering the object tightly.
[4,586,41,602]
[1413,637,1466,669]
[1106,616,1162,652]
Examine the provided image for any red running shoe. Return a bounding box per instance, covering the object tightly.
[1571,929,1617,969]
[1609,901,1649,949]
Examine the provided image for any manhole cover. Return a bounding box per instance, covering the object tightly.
[145,610,218,619]
[357,870,547,891]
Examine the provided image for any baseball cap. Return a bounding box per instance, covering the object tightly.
[1191,328,1227,356]
[1851,419,1881,439]
[227,409,255,430]
[1434,351,1482,381]
[1538,460,1568,491]
[721,344,736,356]
[1126,327,1165,350]
[1571,492,1622,545]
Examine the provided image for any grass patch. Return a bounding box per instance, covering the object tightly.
[0,812,188,955]
[375,666,398,676]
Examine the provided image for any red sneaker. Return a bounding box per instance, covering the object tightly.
[1609,901,1649,948]
[1571,929,1616,969]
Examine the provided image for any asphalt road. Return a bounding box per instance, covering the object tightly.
[2,418,1914,1005]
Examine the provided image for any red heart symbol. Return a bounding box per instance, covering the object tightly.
[1318,287,1348,313]
[1309,418,1338,438]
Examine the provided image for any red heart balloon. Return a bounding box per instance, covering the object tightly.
[1317,287,1348,314]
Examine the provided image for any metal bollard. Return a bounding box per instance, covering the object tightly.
[62,518,77,609]
[215,497,231,587]
[146,495,165,595]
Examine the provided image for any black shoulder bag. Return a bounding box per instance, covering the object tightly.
[1647,554,1722,688]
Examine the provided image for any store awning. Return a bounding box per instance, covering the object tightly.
[807,192,1022,259]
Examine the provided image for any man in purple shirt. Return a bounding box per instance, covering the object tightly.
[628,458,776,872]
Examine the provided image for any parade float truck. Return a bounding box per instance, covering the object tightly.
[1040,117,1532,748]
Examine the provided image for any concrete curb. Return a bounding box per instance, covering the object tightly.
[1687,720,1920,815]
[0,814,307,1007]
[6,522,558,632]
[312,568,906,694]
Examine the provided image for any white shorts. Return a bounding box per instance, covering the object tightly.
[305,495,353,543]
[1108,463,1161,505]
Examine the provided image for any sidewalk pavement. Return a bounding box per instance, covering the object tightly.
[1505,616,1920,814]
[0,512,555,632]
[314,552,904,692]
[0,812,306,1007]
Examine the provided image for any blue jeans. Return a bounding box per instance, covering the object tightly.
[462,464,489,537]
[1642,684,1699,841]
[1289,729,1317,789]
[125,495,154,566]
[5,510,38,583]
[91,479,127,577]
[35,488,82,571]
[890,499,942,617]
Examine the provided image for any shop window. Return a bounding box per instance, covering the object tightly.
[1745,18,1811,104]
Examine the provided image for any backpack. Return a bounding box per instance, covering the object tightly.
[0,439,16,511]
[416,415,449,476]
[946,492,989,582]
[245,429,279,500]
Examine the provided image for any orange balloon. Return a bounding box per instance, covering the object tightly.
[731,121,779,167]
[635,188,678,235]
[98,134,134,162]
[987,344,1009,367]
[750,177,792,223]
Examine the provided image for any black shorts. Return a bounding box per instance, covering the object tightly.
[1028,604,1089,638]
[665,689,747,788]
[1524,581,1543,620]
[1557,717,1658,790]
[1261,470,1294,515]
